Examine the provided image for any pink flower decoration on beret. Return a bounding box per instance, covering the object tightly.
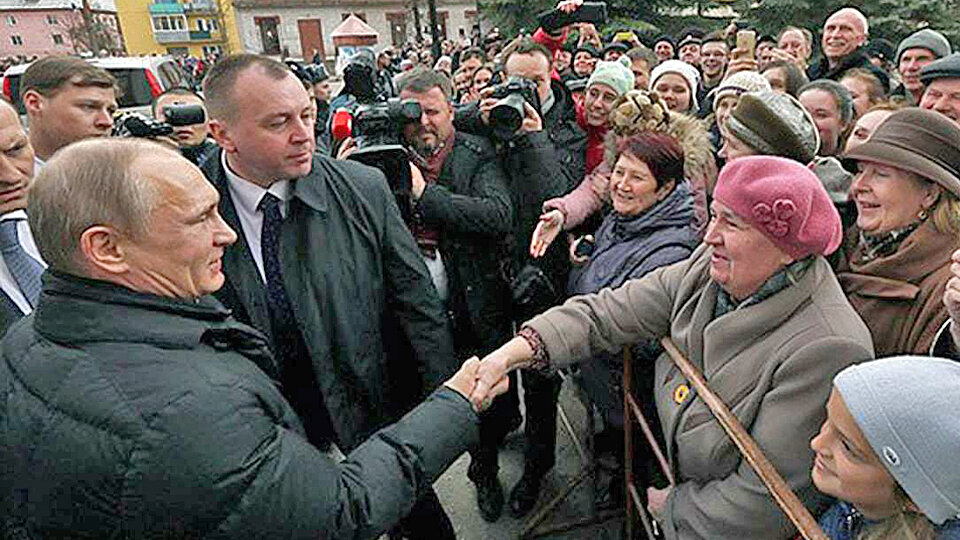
[752,199,796,238]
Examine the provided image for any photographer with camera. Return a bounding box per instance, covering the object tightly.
[151,88,218,167]
[395,68,517,523]
[455,36,588,519]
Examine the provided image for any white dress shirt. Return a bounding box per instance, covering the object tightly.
[222,152,293,283]
[33,155,45,173]
[0,210,46,314]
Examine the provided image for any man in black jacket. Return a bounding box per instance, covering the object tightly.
[455,38,587,518]
[0,138,500,539]
[200,54,458,539]
[807,7,890,89]
[397,68,517,523]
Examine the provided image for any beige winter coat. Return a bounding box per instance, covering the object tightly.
[525,244,874,539]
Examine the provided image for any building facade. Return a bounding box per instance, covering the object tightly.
[0,0,124,58]
[114,0,242,57]
[231,0,477,60]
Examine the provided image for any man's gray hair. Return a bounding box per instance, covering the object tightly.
[28,138,166,274]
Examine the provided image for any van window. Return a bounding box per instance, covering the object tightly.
[109,69,153,108]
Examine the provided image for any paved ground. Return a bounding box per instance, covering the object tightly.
[433,376,626,540]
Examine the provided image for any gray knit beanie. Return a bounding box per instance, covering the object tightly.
[725,90,820,164]
[587,56,636,97]
[834,356,960,526]
[896,29,952,63]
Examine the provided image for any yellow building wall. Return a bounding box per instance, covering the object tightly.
[115,0,242,56]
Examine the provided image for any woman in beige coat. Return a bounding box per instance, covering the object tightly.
[472,156,875,539]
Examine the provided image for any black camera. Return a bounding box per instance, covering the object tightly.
[112,104,206,138]
[487,76,541,140]
[353,98,422,148]
[347,98,423,222]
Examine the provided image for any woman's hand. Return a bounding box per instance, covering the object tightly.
[530,209,565,258]
[569,234,594,265]
[470,337,534,410]
[647,486,672,519]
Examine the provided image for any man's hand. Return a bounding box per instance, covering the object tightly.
[945,248,960,347]
[410,162,426,200]
[478,87,496,125]
[725,49,758,78]
[530,209,565,258]
[768,47,807,71]
[647,486,672,519]
[443,357,484,406]
[556,0,582,13]
[520,102,544,132]
[469,336,535,410]
[577,23,601,49]
[336,136,357,160]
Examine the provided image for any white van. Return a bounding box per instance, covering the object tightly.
[2,56,187,118]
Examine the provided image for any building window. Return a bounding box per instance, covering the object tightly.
[152,15,186,31]
[46,14,58,25]
[197,19,207,31]
[6,16,16,26]
[202,45,222,56]
[52,34,63,45]
[10,35,22,46]
[209,18,218,30]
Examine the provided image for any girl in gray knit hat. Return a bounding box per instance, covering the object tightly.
[812,356,960,540]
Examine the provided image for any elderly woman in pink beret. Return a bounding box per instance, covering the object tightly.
[473,156,875,539]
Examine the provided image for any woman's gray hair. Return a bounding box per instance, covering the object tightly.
[28,138,167,275]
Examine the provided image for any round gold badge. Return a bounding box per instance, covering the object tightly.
[674,384,690,404]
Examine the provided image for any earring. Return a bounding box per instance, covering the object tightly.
[918,208,929,221]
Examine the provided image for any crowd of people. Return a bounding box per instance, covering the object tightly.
[1,1,960,539]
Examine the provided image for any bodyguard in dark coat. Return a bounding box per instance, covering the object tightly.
[201,55,458,538]
[0,138,492,540]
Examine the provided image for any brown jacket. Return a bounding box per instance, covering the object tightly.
[525,244,874,539]
[837,221,960,357]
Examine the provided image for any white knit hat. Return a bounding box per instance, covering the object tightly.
[649,60,701,112]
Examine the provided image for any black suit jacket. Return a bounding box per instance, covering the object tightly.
[203,151,457,451]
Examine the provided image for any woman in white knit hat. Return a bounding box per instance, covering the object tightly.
[649,59,701,114]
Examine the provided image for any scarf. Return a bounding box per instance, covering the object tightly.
[714,257,813,319]
[857,220,923,263]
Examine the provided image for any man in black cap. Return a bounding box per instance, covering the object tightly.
[677,30,703,65]
[653,34,675,61]
[602,41,629,62]
[919,53,960,125]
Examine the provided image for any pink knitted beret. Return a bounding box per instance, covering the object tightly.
[713,156,843,260]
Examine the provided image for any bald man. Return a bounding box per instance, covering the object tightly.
[0,99,45,334]
[807,7,890,89]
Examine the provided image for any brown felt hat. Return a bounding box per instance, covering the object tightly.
[845,108,960,197]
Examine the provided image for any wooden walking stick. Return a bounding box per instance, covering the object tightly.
[659,337,829,540]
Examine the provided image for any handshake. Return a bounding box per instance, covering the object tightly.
[442,336,536,411]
